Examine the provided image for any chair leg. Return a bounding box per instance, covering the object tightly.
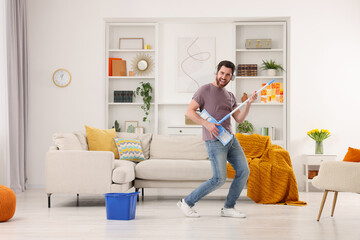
[77,194,79,206]
[47,193,52,208]
[142,188,144,201]
[331,191,338,217]
[317,190,329,221]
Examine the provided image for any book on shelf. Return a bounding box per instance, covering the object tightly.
[112,59,127,76]
[261,127,276,141]
[114,91,133,103]
[237,64,257,76]
[108,58,122,76]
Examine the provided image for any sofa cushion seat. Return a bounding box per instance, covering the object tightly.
[135,159,213,181]
[112,160,136,184]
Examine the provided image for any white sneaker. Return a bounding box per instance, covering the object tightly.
[177,199,200,218]
[221,207,246,218]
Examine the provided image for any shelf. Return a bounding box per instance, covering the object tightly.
[234,21,287,149]
[158,102,189,105]
[236,49,283,52]
[235,76,284,79]
[108,102,155,106]
[303,154,337,157]
[242,103,283,106]
[108,76,155,79]
[109,49,156,52]
[168,125,202,128]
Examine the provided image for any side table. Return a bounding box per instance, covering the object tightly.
[304,154,337,192]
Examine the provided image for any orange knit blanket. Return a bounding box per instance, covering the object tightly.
[227,133,306,206]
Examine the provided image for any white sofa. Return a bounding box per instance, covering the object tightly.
[46,131,232,207]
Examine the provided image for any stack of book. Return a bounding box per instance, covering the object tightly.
[261,127,276,140]
[260,82,283,103]
[114,91,134,103]
[237,64,257,76]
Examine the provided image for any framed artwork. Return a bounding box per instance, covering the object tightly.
[135,127,144,134]
[119,38,144,49]
[177,37,216,93]
[124,121,138,133]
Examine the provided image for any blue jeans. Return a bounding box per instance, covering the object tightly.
[185,136,249,208]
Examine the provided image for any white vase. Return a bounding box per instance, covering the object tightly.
[241,132,252,135]
[267,69,276,76]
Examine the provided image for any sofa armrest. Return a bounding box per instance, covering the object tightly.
[46,150,114,194]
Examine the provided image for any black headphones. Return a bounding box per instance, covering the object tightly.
[215,60,236,81]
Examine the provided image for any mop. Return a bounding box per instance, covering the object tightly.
[199,79,275,146]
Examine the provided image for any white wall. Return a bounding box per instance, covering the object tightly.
[26,0,360,190]
[0,0,9,186]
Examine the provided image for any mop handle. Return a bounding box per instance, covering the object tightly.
[218,79,275,124]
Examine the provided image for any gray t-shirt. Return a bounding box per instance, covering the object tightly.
[193,83,238,141]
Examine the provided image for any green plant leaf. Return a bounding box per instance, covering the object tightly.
[135,82,153,122]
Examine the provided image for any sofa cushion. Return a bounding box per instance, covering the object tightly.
[150,135,208,160]
[135,159,212,180]
[343,147,360,162]
[73,130,88,150]
[112,160,136,184]
[52,133,83,150]
[85,125,119,159]
[114,138,145,162]
[116,132,152,159]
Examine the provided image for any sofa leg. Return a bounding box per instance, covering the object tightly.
[47,193,52,208]
[331,191,338,217]
[77,194,79,206]
[142,188,144,201]
[135,188,139,202]
[317,190,329,221]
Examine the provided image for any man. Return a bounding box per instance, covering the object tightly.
[177,60,257,218]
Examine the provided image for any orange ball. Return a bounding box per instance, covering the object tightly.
[0,185,16,222]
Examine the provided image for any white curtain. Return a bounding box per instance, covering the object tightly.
[6,0,28,192]
[0,0,10,186]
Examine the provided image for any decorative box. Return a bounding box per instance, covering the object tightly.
[114,91,133,103]
[245,39,272,49]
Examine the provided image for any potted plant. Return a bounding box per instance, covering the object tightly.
[237,120,254,134]
[135,82,152,122]
[260,59,285,76]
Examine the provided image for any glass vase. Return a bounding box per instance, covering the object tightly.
[315,141,323,154]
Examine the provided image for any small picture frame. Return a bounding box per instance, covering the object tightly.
[119,38,144,50]
[135,127,144,134]
[124,121,138,133]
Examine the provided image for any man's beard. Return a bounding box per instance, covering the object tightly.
[216,76,229,88]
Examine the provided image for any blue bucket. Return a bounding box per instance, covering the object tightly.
[104,192,140,220]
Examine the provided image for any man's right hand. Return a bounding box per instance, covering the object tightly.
[204,121,220,137]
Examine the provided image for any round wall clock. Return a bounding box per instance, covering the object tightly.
[53,69,71,87]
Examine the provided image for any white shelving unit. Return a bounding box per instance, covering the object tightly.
[105,20,288,138]
[233,21,288,149]
[105,23,159,133]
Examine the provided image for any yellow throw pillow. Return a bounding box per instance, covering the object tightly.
[343,147,360,162]
[85,125,119,159]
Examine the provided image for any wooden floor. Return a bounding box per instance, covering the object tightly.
[1,188,360,240]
